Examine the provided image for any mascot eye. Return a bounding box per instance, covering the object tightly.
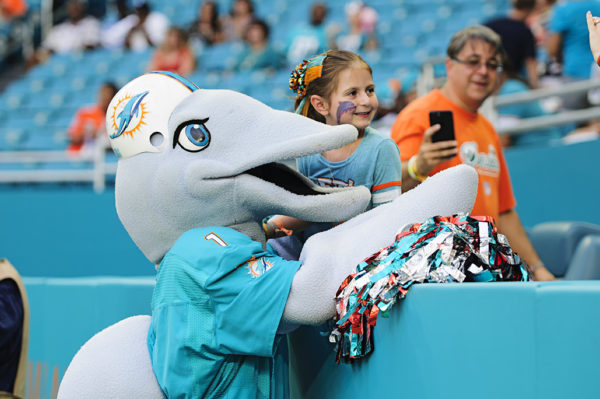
[174,118,211,152]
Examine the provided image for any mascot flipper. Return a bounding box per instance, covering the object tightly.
[57,72,477,399]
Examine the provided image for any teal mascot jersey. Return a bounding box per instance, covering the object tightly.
[149,227,300,398]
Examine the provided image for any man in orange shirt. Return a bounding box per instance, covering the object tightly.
[391,25,555,281]
[0,0,27,21]
[67,82,118,153]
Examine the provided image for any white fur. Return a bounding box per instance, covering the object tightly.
[283,165,478,324]
[57,316,163,399]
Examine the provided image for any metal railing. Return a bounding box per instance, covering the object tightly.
[0,143,117,192]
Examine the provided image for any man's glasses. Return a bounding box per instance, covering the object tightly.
[451,57,503,73]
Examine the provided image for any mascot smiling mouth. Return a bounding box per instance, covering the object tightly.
[243,162,326,196]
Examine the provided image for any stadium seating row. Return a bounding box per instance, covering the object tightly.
[0,0,510,153]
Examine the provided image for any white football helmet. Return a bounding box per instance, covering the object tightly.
[106,71,199,159]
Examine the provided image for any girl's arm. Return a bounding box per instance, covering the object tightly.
[371,138,403,207]
[263,215,312,238]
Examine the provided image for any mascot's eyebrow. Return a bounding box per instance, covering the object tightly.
[173,118,210,148]
[336,101,356,124]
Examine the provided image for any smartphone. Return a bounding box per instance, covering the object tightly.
[429,110,455,143]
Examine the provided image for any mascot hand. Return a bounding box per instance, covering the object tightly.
[282,164,478,325]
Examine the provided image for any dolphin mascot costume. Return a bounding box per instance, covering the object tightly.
[57,71,478,398]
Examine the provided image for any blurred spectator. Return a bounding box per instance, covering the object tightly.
[124,1,169,51]
[232,19,283,72]
[188,1,224,47]
[221,0,254,42]
[102,0,130,26]
[357,1,378,36]
[527,0,557,47]
[333,1,378,52]
[103,0,168,50]
[28,0,100,66]
[0,0,27,22]
[67,82,118,155]
[546,0,600,108]
[485,0,539,88]
[147,27,195,76]
[100,0,131,42]
[285,2,330,67]
[43,0,101,52]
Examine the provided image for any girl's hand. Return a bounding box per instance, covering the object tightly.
[414,124,458,176]
[586,11,600,64]
[532,265,556,281]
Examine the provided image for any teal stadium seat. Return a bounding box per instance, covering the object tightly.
[25,88,64,110]
[0,128,28,151]
[566,236,600,280]
[199,42,242,71]
[52,107,78,128]
[528,221,600,278]
[219,70,253,92]
[22,130,66,151]
[166,0,203,26]
[61,89,95,109]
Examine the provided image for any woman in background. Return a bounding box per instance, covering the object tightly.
[147,27,196,76]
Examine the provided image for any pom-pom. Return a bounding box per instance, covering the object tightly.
[329,213,531,363]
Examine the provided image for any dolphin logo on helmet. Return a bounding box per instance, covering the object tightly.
[111,91,149,139]
[106,71,199,159]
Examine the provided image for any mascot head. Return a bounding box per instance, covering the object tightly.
[106,72,371,264]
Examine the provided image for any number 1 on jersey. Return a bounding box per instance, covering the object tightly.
[205,232,228,247]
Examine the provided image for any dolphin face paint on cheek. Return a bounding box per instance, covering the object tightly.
[336,101,356,124]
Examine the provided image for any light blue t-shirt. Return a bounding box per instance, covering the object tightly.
[297,127,402,209]
[233,44,284,71]
[270,127,401,261]
[148,226,301,399]
[549,1,600,79]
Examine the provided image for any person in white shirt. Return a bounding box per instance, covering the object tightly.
[41,0,100,54]
[102,1,169,51]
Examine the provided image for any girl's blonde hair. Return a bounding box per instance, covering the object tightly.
[290,50,372,123]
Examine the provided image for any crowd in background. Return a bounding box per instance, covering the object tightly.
[20,0,382,75]
[2,0,600,153]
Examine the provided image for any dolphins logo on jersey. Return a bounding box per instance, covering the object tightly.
[247,258,274,278]
[110,91,149,139]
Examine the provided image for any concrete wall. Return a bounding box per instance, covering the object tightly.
[289,281,600,399]
[21,277,600,399]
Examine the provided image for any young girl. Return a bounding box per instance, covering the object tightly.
[266,49,402,259]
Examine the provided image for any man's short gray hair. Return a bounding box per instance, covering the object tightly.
[446,25,503,60]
